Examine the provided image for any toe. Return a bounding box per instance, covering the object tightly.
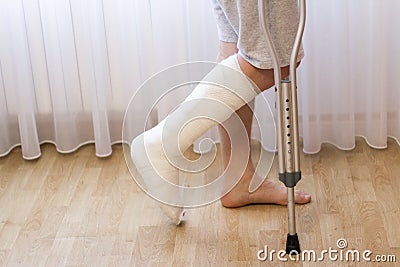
[294,191,311,204]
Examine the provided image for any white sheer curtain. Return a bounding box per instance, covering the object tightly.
[297,0,400,153]
[0,0,218,159]
[0,0,399,160]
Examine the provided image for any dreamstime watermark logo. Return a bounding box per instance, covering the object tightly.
[122,61,276,208]
[257,238,397,263]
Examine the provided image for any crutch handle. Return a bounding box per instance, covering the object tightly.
[258,0,306,78]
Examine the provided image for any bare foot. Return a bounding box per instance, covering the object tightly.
[220,173,311,208]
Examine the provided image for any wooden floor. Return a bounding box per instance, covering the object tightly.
[0,138,399,266]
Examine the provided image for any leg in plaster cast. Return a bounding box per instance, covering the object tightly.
[216,41,311,208]
[130,53,258,225]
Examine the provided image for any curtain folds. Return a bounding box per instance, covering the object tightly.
[297,0,400,153]
[0,0,219,159]
[0,0,399,159]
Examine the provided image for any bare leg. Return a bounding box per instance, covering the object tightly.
[216,42,311,207]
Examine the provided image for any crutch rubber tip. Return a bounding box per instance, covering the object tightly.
[286,233,301,255]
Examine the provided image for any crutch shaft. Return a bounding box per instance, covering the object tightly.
[258,0,306,255]
[278,81,301,188]
[281,81,298,237]
[290,0,307,173]
[258,0,285,176]
[287,187,296,234]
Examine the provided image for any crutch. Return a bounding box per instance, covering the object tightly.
[258,0,306,254]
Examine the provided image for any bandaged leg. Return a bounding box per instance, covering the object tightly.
[130,54,258,225]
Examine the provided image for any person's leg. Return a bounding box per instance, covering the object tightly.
[216,41,311,207]
[131,52,261,224]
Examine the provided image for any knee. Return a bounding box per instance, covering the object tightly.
[217,41,238,62]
